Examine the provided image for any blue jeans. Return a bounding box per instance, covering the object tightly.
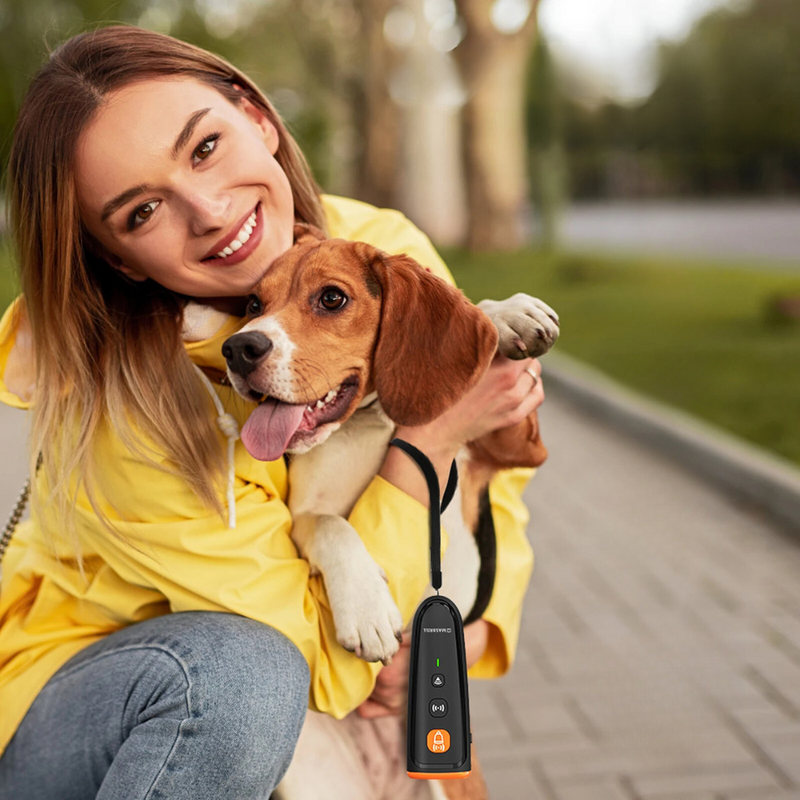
[0,611,311,799]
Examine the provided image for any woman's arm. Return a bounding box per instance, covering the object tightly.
[381,354,544,508]
[468,466,536,678]
[378,429,460,510]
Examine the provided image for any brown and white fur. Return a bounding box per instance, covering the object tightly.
[214,224,559,800]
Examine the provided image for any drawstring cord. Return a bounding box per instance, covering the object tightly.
[192,364,239,529]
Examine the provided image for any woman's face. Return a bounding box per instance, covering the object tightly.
[75,77,295,298]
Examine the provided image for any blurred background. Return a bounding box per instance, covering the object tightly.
[1,0,799,468]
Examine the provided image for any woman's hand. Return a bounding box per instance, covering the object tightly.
[395,355,544,455]
[384,354,544,513]
[356,633,411,718]
[355,619,490,718]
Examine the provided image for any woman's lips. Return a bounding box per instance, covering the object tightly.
[202,203,264,267]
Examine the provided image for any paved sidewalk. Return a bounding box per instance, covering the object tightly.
[473,389,800,799]
[0,405,30,520]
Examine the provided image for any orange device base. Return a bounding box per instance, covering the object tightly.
[408,771,471,780]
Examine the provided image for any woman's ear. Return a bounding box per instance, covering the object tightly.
[359,244,499,427]
[238,94,280,156]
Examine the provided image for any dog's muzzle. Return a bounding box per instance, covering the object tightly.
[222,331,272,378]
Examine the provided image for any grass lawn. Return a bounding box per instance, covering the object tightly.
[443,247,800,469]
[0,238,21,314]
[2,239,800,467]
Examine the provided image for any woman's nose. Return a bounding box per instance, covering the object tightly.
[184,191,231,237]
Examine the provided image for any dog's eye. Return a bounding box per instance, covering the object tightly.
[246,295,263,317]
[319,287,347,311]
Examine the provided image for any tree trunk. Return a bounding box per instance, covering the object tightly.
[453,0,539,250]
[353,0,402,208]
[394,0,468,245]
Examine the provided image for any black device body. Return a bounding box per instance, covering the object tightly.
[388,437,472,780]
[406,594,472,778]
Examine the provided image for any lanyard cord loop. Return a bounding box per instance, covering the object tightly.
[389,438,458,593]
[192,364,239,529]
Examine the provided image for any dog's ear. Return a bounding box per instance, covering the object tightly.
[293,223,327,246]
[361,245,499,427]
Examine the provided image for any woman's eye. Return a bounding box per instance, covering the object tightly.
[246,295,263,316]
[193,133,220,165]
[128,200,159,230]
[319,288,347,311]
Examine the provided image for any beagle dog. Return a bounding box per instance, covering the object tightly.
[217,224,559,800]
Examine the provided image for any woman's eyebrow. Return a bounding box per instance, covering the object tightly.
[100,108,212,222]
[101,184,154,222]
[170,108,212,159]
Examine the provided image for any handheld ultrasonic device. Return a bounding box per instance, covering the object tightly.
[389,438,472,780]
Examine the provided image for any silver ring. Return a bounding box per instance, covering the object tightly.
[525,366,539,388]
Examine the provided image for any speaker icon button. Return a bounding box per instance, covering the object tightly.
[429,698,448,717]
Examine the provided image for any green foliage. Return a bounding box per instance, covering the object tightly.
[534,0,800,198]
[526,35,568,246]
[0,236,20,312]
[526,35,561,150]
[443,245,800,466]
[634,0,800,193]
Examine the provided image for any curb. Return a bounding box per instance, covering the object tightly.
[541,351,800,534]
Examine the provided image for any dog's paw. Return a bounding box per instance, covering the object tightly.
[478,293,560,360]
[325,556,404,665]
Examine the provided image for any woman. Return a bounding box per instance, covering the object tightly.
[0,25,542,798]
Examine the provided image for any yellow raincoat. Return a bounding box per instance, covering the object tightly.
[0,195,535,756]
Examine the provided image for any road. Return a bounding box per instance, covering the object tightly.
[559,200,800,267]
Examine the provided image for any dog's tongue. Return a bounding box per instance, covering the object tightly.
[240,398,307,462]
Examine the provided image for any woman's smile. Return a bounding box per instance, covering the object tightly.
[202,201,263,265]
[74,77,296,298]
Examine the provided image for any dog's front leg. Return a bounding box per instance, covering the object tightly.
[292,511,404,664]
[288,405,404,664]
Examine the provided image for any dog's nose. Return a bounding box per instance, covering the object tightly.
[222,331,273,377]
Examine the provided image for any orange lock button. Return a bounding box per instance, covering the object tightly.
[427,729,450,753]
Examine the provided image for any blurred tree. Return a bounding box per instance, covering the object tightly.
[351,0,401,208]
[525,33,566,249]
[637,0,800,195]
[280,0,365,196]
[452,0,539,250]
[551,0,800,199]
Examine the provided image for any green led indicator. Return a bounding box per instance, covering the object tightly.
[436,658,439,667]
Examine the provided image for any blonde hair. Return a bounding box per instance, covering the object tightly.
[8,24,326,573]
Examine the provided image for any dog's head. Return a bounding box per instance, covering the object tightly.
[222,224,498,461]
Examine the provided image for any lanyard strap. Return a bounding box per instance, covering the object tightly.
[389,438,458,592]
